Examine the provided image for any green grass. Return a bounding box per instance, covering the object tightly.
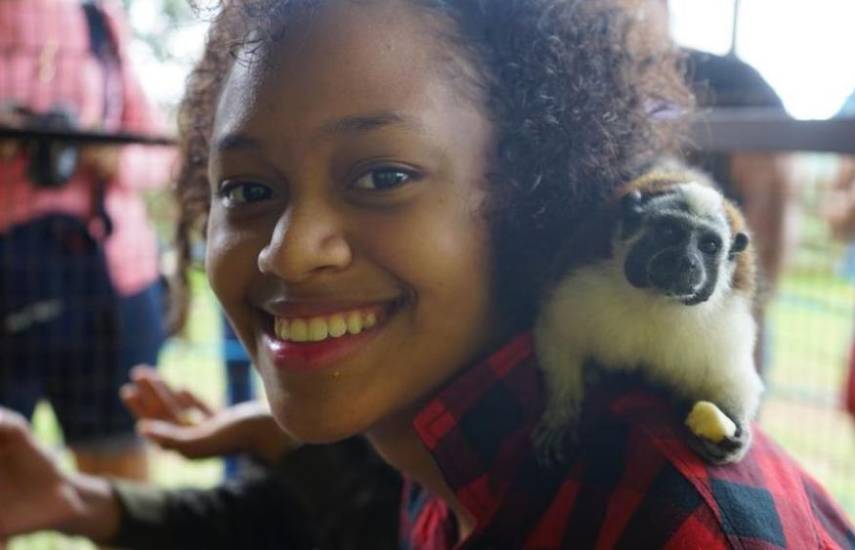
[761,247,855,520]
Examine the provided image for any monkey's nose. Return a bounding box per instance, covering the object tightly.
[649,251,704,296]
[679,255,700,271]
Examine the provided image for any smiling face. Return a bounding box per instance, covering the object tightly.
[206,0,500,443]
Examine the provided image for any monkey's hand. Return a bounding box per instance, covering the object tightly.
[533,421,572,468]
[686,401,735,442]
[533,399,581,467]
[685,401,751,464]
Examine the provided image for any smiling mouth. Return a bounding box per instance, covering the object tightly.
[271,306,385,343]
[260,300,402,372]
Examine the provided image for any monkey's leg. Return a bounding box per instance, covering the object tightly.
[532,359,585,466]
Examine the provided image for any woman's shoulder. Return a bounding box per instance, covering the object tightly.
[565,389,855,549]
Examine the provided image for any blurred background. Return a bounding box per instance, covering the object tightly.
[4,0,855,547]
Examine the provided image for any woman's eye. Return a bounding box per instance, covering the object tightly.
[219,181,273,205]
[351,168,414,191]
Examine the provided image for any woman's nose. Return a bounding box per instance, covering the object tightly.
[257,201,353,282]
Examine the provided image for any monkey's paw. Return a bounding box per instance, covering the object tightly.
[532,421,575,467]
[685,401,735,442]
[685,402,751,465]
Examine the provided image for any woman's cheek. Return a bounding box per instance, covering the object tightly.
[205,221,261,338]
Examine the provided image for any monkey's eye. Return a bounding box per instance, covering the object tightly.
[699,235,722,255]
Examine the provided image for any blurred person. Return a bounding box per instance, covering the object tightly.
[827,157,855,241]
[824,98,855,423]
[0,0,174,481]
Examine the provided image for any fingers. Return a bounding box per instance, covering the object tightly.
[79,144,121,180]
[0,140,19,162]
[175,389,214,417]
[121,365,211,425]
[134,369,184,421]
[0,407,30,450]
[137,419,230,460]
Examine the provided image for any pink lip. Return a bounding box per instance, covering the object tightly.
[258,297,400,373]
[262,327,383,373]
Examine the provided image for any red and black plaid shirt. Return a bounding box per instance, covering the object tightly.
[401,332,855,549]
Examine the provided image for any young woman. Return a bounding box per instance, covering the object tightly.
[1,0,852,548]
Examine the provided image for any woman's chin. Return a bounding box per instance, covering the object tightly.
[273,408,375,445]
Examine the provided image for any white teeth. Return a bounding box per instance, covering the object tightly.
[290,319,308,342]
[275,317,289,340]
[273,309,381,343]
[308,318,328,342]
[329,314,347,337]
[346,311,363,335]
[364,312,377,328]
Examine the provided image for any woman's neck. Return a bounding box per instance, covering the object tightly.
[367,414,476,541]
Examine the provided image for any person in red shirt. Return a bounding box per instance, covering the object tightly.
[0,0,174,482]
[1,0,854,548]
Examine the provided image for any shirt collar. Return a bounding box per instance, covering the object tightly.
[411,331,543,528]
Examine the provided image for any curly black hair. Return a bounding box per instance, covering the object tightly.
[169,0,690,333]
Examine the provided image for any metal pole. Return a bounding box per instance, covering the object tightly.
[729,0,742,56]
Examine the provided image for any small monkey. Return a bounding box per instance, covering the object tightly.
[534,168,763,465]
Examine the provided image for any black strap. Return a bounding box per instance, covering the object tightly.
[80,0,119,238]
[82,0,118,122]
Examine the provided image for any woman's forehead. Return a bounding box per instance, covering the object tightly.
[211,0,483,151]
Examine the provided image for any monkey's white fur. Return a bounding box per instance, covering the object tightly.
[534,181,764,463]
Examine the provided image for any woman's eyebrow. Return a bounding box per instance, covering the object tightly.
[212,133,260,154]
[320,111,427,135]
[212,112,426,154]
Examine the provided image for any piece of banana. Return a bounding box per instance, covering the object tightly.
[685,400,736,443]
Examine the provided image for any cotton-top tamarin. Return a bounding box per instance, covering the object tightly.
[534,168,763,465]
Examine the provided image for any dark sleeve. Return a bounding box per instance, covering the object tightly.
[111,456,317,550]
[110,438,402,550]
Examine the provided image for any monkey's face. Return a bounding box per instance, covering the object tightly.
[616,184,749,305]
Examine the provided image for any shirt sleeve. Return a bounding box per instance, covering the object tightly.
[109,458,316,550]
[109,438,402,550]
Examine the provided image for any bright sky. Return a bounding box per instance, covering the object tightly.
[670,0,855,119]
[130,1,855,121]
[127,1,209,114]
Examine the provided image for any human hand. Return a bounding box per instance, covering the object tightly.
[79,144,121,180]
[0,105,24,162]
[121,366,299,464]
[0,139,18,162]
[0,407,83,539]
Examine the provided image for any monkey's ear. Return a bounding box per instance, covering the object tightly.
[730,232,749,255]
